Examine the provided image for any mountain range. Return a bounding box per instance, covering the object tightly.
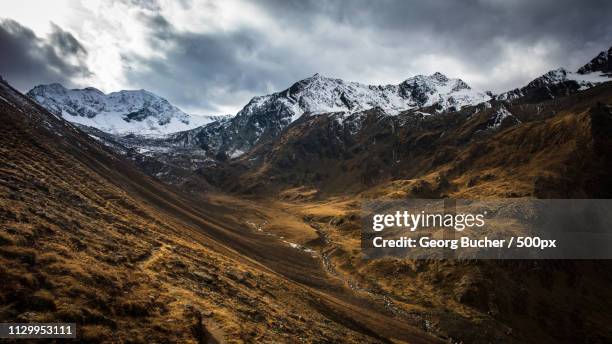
[28,72,493,156]
[27,46,612,164]
[25,45,612,190]
[168,72,491,158]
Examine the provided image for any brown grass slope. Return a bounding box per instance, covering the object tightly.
[0,78,442,343]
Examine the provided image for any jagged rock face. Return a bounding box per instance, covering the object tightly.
[173,72,490,158]
[484,105,521,131]
[578,46,612,76]
[27,83,218,135]
[168,117,234,157]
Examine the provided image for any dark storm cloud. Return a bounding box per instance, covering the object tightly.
[122,13,308,114]
[120,0,612,114]
[261,0,612,49]
[254,0,612,77]
[48,23,87,56]
[0,19,91,91]
[2,1,612,113]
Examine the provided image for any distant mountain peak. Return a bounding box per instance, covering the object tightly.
[27,84,217,135]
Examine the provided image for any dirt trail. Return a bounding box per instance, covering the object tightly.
[139,244,170,270]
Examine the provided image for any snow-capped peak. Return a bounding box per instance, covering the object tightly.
[237,72,490,124]
[27,84,217,135]
[577,46,612,76]
[397,72,482,109]
[497,55,612,102]
[494,47,612,102]
[497,68,612,100]
[202,72,492,158]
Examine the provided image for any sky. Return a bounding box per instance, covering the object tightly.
[1,0,611,116]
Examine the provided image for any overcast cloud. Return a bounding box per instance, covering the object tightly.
[1,0,611,115]
[0,19,91,91]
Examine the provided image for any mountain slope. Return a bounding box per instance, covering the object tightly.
[27,83,219,135]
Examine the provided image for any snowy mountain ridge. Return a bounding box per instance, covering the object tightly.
[577,46,612,76]
[27,72,489,140]
[25,45,612,161]
[189,72,492,157]
[239,72,490,122]
[27,83,220,135]
[498,46,612,101]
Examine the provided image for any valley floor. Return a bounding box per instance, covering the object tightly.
[199,189,612,343]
